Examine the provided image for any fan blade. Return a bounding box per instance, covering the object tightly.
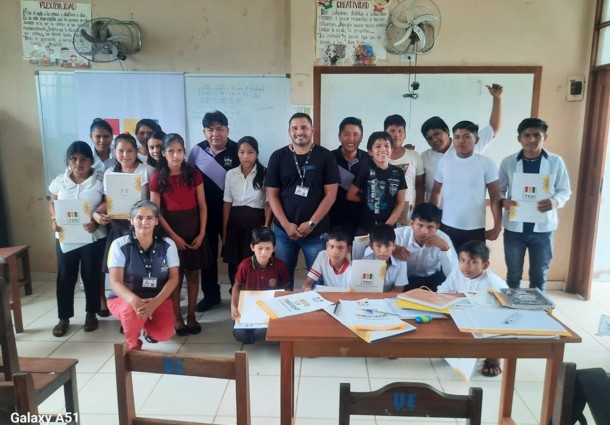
[412,14,438,26]
[412,25,426,50]
[80,29,99,44]
[106,34,129,42]
[109,43,119,59]
[100,19,112,41]
[80,45,104,56]
[393,27,413,47]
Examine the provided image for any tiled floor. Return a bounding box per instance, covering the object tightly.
[13,276,610,425]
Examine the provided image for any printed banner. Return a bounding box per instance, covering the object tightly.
[316,0,389,65]
[21,1,91,67]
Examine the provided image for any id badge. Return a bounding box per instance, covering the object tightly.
[295,185,309,197]
[142,276,158,288]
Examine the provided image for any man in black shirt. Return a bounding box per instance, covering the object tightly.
[265,113,340,287]
[188,110,239,312]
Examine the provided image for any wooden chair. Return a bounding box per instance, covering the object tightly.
[0,246,33,333]
[550,362,610,425]
[0,277,80,423]
[339,382,483,425]
[0,372,38,422]
[114,342,251,425]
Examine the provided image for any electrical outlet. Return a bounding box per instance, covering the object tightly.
[567,75,585,102]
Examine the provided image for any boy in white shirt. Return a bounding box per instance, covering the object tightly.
[303,229,352,291]
[437,240,507,377]
[430,121,503,251]
[363,224,408,292]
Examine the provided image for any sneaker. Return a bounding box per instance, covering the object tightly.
[52,319,69,337]
[84,312,98,332]
[195,297,221,313]
[143,333,158,343]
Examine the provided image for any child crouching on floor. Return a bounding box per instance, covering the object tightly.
[231,226,290,344]
[303,228,352,291]
[437,240,507,377]
[363,223,408,292]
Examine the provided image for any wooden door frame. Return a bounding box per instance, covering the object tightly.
[566,69,610,299]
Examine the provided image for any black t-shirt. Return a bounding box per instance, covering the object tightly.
[329,148,371,234]
[265,144,340,236]
[353,162,407,232]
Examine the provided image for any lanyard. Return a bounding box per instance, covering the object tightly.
[135,237,156,277]
[291,144,314,186]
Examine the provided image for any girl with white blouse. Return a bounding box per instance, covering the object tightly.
[48,141,107,337]
[222,136,271,288]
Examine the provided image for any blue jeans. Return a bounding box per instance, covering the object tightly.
[273,225,327,289]
[503,230,553,290]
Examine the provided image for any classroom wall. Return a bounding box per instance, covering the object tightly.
[0,0,596,282]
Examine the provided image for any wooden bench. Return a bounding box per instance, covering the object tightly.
[0,245,33,333]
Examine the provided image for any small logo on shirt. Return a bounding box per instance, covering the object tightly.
[160,258,168,272]
[224,157,233,168]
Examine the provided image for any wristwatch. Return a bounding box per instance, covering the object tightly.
[308,220,316,229]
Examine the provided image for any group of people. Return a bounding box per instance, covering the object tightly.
[48,82,571,366]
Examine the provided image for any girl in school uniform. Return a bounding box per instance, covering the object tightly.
[49,141,106,337]
[135,119,161,163]
[146,129,166,169]
[222,136,271,288]
[89,118,116,173]
[96,134,152,314]
[150,133,210,336]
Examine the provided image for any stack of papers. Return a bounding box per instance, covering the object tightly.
[54,199,92,244]
[234,290,283,329]
[256,291,334,319]
[449,307,571,337]
[326,299,415,343]
[396,288,461,313]
[105,173,142,219]
[349,259,386,292]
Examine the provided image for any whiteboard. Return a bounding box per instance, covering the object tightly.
[185,74,290,166]
[36,72,291,193]
[316,67,540,166]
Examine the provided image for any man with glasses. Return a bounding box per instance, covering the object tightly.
[188,110,239,312]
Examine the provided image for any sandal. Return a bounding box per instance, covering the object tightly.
[187,317,202,335]
[482,359,502,377]
[52,319,70,337]
[175,323,190,337]
[144,333,158,343]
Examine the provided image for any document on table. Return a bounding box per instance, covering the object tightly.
[449,307,571,336]
[54,199,92,244]
[325,299,415,343]
[383,298,447,319]
[104,172,143,219]
[234,290,283,329]
[256,291,334,319]
[349,259,386,292]
[508,172,552,223]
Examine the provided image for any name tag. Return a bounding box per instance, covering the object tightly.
[295,185,309,197]
[142,277,158,288]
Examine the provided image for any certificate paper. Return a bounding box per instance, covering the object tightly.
[256,291,334,319]
[234,290,283,329]
[104,172,142,219]
[349,260,386,292]
[54,199,91,244]
[508,172,552,223]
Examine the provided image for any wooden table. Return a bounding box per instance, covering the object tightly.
[266,292,581,425]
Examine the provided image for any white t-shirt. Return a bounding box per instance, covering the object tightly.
[437,268,507,293]
[307,250,351,288]
[48,170,107,252]
[92,149,116,174]
[434,151,498,230]
[421,125,494,201]
[389,148,424,206]
[223,165,266,209]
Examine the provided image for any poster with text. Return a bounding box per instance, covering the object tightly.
[316,0,389,65]
[21,1,91,67]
